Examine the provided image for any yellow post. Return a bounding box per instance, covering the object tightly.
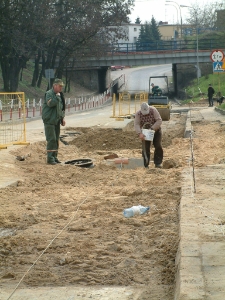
[119,93,122,116]
[218,72,220,93]
[111,93,116,118]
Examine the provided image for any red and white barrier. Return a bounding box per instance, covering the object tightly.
[39,99,42,115]
[26,99,29,118]
[33,99,36,117]
[10,100,13,120]
[2,89,111,121]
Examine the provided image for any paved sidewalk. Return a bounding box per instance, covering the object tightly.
[175,106,225,300]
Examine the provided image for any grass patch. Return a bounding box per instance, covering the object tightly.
[183,73,225,104]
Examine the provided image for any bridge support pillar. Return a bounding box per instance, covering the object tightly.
[172,63,178,97]
[69,67,109,94]
[98,67,109,93]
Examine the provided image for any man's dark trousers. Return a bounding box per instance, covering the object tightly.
[44,121,60,163]
[142,129,163,167]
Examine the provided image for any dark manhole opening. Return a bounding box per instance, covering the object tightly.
[65,159,93,168]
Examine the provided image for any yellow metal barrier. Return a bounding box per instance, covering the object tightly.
[111,92,148,119]
[119,92,131,116]
[0,92,30,149]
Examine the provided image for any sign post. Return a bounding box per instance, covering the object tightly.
[210,50,225,96]
[45,69,55,89]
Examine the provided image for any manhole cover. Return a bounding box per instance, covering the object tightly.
[65,159,93,168]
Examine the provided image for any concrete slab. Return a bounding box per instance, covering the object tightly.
[0,286,143,300]
[175,105,225,300]
[175,164,225,300]
[105,157,144,169]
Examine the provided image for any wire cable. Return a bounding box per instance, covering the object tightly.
[6,195,90,300]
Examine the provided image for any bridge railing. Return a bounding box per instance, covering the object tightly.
[109,38,225,55]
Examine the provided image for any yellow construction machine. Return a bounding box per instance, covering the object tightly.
[148,76,171,121]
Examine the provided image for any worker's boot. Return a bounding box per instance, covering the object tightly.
[155,164,162,168]
[53,151,61,163]
[47,152,57,165]
[143,154,150,168]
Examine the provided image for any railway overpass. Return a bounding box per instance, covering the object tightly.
[65,41,225,96]
[71,49,215,68]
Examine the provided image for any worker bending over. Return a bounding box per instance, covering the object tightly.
[134,102,163,168]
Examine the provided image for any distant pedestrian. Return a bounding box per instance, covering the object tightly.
[207,84,215,107]
[42,78,66,165]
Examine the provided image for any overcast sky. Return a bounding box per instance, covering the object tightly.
[129,0,217,24]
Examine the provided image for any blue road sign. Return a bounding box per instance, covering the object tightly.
[213,62,224,72]
[45,69,55,79]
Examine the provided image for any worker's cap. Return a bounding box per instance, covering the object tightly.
[151,83,154,86]
[53,78,64,86]
[141,102,150,115]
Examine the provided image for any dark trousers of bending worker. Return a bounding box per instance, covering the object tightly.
[44,120,61,163]
[142,128,163,167]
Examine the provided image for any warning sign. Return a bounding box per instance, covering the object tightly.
[213,61,225,72]
[222,58,225,70]
[210,50,224,62]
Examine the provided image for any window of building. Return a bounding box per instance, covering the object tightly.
[134,28,137,31]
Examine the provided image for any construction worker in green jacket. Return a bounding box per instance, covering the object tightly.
[42,78,66,165]
[151,83,162,96]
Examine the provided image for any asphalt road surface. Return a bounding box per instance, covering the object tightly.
[111,64,172,93]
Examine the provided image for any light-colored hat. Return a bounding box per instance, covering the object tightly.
[53,78,64,86]
[141,102,150,115]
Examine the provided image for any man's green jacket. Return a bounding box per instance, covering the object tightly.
[42,89,65,125]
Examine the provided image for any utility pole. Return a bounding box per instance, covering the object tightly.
[166,0,182,38]
[180,5,200,85]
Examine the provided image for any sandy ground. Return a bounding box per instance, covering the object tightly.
[0,111,225,300]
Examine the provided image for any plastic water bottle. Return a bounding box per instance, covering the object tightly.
[123,205,150,218]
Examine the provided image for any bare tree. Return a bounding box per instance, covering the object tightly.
[0,0,134,92]
[185,2,225,32]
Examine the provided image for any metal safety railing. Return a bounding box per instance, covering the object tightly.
[108,37,225,55]
[0,91,112,149]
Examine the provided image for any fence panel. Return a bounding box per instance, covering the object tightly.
[0,92,29,149]
[111,92,147,118]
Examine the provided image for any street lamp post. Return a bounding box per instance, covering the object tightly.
[166,0,182,37]
[180,5,200,85]
[165,3,179,37]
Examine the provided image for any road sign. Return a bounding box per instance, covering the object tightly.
[222,58,225,70]
[213,61,225,72]
[210,50,224,62]
[45,69,54,79]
